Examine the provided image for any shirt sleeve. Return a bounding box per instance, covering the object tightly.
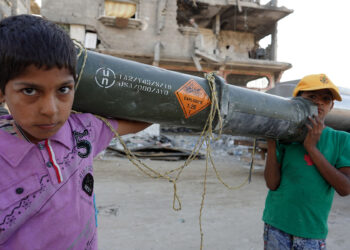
[336,131,350,168]
[74,113,118,158]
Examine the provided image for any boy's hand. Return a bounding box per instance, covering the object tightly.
[304,115,325,150]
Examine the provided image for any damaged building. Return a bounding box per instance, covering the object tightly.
[1,1,350,161]
[36,0,292,90]
[0,0,295,146]
[0,0,36,18]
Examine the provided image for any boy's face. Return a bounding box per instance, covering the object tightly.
[0,65,75,143]
[300,89,334,121]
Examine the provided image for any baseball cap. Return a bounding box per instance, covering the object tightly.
[292,74,342,101]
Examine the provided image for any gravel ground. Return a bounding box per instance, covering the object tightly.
[94,155,350,250]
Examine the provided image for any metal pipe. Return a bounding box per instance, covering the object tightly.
[267,81,350,132]
[74,49,214,130]
[73,50,317,142]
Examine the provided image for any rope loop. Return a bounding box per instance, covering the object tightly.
[72,39,88,91]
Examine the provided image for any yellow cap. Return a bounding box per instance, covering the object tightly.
[292,74,342,101]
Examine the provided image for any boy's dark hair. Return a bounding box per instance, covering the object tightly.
[0,14,77,93]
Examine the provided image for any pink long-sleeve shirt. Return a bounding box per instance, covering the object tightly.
[0,113,117,249]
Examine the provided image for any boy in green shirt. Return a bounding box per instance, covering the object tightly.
[262,74,350,249]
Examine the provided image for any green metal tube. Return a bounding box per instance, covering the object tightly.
[73,50,317,142]
[73,49,215,130]
[219,78,317,142]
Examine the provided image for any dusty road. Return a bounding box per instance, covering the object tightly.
[94,156,350,250]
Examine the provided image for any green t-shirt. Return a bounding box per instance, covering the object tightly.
[262,127,350,239]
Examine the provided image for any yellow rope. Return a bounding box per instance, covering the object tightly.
[73,39,88,91]
[94,114,184,209]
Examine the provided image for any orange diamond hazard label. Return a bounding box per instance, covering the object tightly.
[175,79,211,119]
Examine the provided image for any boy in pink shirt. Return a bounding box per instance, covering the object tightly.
[0,14,149,249]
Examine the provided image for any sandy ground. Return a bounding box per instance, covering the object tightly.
[94,155,350,250]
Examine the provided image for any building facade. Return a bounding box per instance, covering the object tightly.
[39,0,292,90]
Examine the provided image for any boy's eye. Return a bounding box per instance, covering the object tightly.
[22,88,36,96]
[307,95,316,100]
[58,86,71,94]
[322,96,332,103]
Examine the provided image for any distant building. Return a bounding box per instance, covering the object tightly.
[0,0,297,139]
[38,0,292,90]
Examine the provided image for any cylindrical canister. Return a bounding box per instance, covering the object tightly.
[73,49,216,130]
[219,81,317,142]
[73,49,317,142]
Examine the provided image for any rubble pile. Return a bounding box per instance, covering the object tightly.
[105,132,266,166]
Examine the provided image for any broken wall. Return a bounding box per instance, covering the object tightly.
[219,30,255,60]
[0,1,11,19]
[41,0,101,27]
[0,0,30,19]
[41,0,198,61]
[195,28,255,60]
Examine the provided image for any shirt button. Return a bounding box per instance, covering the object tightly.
[46,162,53,168]
[38,144,45,150]
[16,187,24,194]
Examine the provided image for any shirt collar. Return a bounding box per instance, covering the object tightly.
[0,129,35,167]
[0,116,73,168]
[49,119,74,151]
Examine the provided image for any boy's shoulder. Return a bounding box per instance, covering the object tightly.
[319,127,350,152]
[68,113,117,132]
[58,112,117,147]
[68,112,98,127]
[53,113,104,140]
[322,126,350,140]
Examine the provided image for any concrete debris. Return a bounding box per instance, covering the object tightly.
[106,134,205,161]
[97,204,119,217]
[105,133,266,165]
[164,133,266,165]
